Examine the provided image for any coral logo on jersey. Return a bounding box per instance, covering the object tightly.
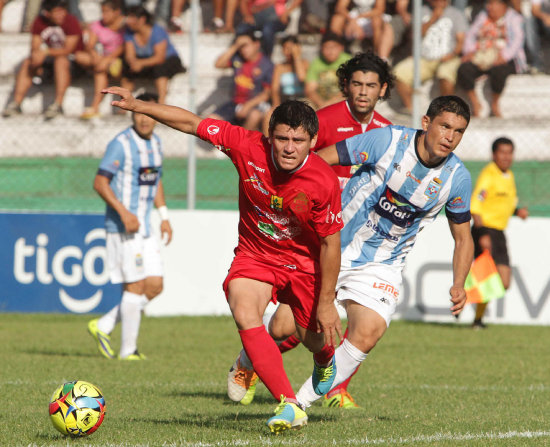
[359,152,369,163]
[207,125,220,135]
[138,167,159,185]
[424,177,442,200]
[270,195,283,211]
[374,187,420,228]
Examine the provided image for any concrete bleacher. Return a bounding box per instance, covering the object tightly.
[1,6,550,160]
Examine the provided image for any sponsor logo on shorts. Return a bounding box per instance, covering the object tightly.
[138,167,159,185]
[207,125,220,135]
[374,187,419,228]
[424,177,442,200]
[373,281,399,299]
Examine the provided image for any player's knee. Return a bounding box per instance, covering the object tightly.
[348,325,384,354]
[144,278,163,300]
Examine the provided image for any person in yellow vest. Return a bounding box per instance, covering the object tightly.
[470,137,528,329]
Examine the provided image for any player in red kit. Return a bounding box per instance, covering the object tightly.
[102,86,344,434]
[228,51,395,410]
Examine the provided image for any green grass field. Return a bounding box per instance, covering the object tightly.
[1,314,550,446]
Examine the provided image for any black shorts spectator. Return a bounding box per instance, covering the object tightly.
[122,55,185,80]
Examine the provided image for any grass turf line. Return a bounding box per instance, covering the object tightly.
[0,314,549,446]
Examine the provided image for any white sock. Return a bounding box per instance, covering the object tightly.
[97,304,121,334]
[119,291,148,358]
[297,339,367,408]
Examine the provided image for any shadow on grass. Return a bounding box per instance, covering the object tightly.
[403,320,474,330]
[21,348,97,357]
[169,390,300,405]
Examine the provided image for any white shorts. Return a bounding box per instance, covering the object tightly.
[106,232,163,284]
[336,263,402,327]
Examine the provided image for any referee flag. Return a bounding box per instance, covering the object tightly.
[465,250,506,304]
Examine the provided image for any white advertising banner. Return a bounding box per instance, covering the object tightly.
[146,211,550,326]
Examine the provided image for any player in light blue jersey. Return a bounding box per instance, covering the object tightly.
[87,92,173,361]
[294,95,475,408]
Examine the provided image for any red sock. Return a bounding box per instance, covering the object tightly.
[330,327,359,393]
[313,343,335,366]
[239,326,295,401]
[278,335,301,353]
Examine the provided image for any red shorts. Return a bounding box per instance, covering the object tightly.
[223,254,320,331]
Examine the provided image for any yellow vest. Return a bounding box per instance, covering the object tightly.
[470,162,518,231]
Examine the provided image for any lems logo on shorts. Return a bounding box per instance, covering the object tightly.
[207,125,220,135]
[374,186,420,228]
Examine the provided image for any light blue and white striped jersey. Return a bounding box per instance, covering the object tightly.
[336,125,471,269]
[98,126,163,237]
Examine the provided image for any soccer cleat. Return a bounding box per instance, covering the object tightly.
[44,102,63,120]
[87,319,115,359]
[119,350,146,361]
[312,357,337,396]
[266,396,307,434]
[472,319,487,330]
[227,357,258,404]
[322,389,360,409]
[2,101,22,118]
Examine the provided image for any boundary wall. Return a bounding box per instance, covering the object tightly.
[2,210,549,325]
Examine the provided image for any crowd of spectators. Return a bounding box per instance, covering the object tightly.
[1,0,549,122]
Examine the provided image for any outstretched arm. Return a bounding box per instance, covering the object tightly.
[102,86,202,135]
[448,219,474,316]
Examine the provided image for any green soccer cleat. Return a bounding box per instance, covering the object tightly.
[322,389,360,409]
[312,357,337,395]
[227,356,259,405]
[267,396,308,434]
[87,319,115,359]
[119,350,147,361]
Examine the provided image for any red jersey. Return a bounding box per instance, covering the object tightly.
[31,13,84,52]
[197,118,343,274]
[314,100,392,189]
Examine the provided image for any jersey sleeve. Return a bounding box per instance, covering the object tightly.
[310,174,344,237]
[151,24,169,45]
[98,139,125,179]
[470,165,492,215]
[445,166,472,223]
[335,126,393,166]
[196,118,260,161]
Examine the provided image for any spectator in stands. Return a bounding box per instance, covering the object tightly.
[456,0,526,117]
[262,35,308,132]
[329,0,393,59]
[386,0,411,54]
[211,29,273,130]
[2,0,84,120]
[525,0,550,73]
[209,0,238,32]
[121,6,185,104]
[79,0,125,119]
[154,0,186,33]
[470,136,528,329]
[236,0,303,56]
[393,0,467,113]
[305,32,351,108]
[298,0,332,33]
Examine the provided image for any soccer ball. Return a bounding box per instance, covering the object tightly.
[49,380,106,437]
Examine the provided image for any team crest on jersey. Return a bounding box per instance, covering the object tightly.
[270,195,283,210]
[424,177,442,200]
[291,192,309,214]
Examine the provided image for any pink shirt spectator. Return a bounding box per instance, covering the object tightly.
[89,20,124,55]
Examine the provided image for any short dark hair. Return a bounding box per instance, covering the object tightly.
[125,5,152,24]
[268,100,319,138]
[321,31,345,46]
[43,0,68,11]
[101,0,122,10]
[281,35,299,46]
[426,95,470,125]
[136,91,159,103]
[492,136,514,153]
[336,51,395,101]
[235,29,261,42]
